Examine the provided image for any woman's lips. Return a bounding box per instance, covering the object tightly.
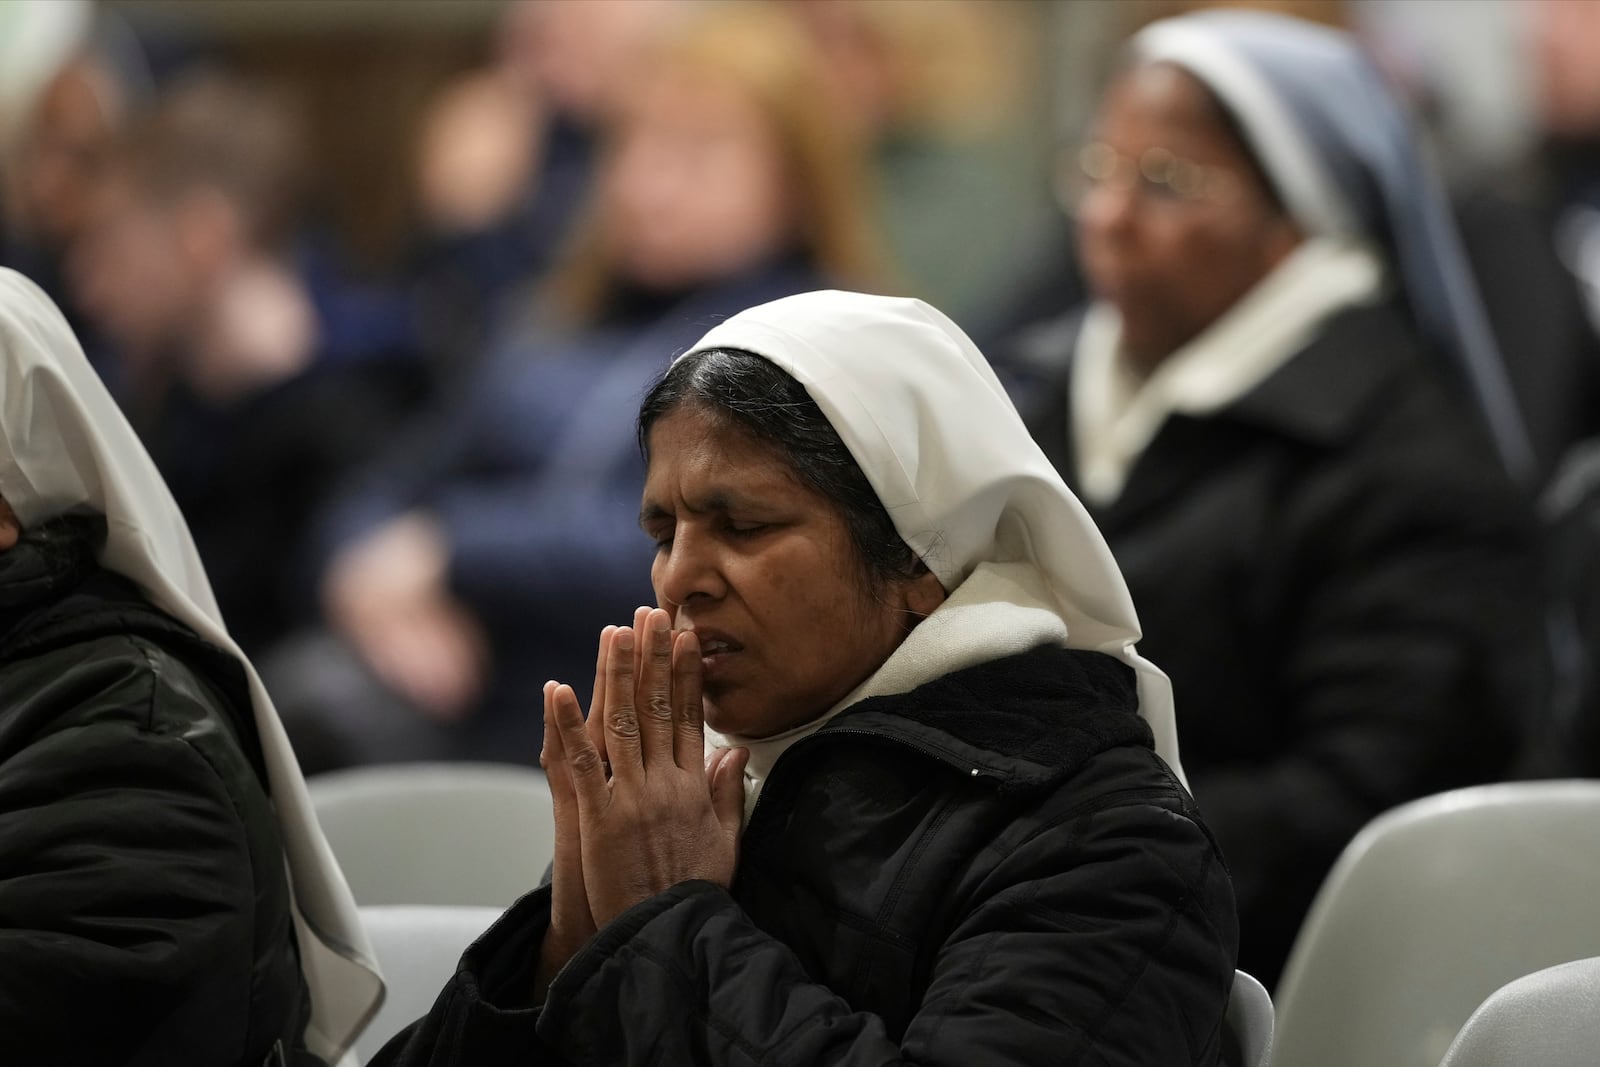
[691,631,743,677]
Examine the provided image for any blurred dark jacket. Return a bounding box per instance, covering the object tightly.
[142,353,425,655]
[997,299,1539,987]
[1453,188,1600,480]
[1539,439,1600,777]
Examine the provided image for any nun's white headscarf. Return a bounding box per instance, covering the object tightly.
[0,269,381,1063]
[683,290,1183,785]
[1128,10,1536,485]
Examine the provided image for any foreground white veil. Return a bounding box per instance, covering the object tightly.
[684,290,1184,786]
[0,270,382,1061]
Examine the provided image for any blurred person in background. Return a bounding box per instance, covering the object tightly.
[996,10,1541,987]
[268,3,884,773]
[792,0,1058,328]
[0,269,381,1067]
[1516,0,1600,778]
[66,71,424,656]
[1353,0,1600,487]
[0,0,156,372]
[406,0,689,379]
[1520,0,1600,345]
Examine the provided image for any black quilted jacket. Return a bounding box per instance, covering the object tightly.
[0,517,314,1066]
[374,643,1238,1067]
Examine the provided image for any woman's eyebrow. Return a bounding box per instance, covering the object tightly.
[638,491,763,530]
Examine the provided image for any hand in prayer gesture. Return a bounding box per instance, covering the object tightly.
[536,607,747,995]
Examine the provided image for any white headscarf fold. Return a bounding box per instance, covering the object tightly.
[0,269,381,1064]
[683,290,1184,790]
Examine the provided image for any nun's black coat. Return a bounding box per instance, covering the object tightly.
[997,298,1540,986]
[370,644,1238,1067]
[0,518,315,1066]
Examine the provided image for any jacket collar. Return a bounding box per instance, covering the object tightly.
[1222,299,1415,445]
[1086,301,1417,531]
[0,514,104,631]
[822,644,1153,792]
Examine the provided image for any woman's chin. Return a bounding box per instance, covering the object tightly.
[702,700,746,738]
[703,697,786,741]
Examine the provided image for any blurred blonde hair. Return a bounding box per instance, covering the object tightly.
[1120,0,1349,35]
[825,0,1038,135]
[552,2,884,322]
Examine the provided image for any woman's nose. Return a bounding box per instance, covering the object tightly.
[1079,181,1140,240]
[653,528,727,609]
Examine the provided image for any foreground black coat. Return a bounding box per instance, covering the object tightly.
[373,644,1237,1066]
[0,518,313,1066]
[998,301,1538,986]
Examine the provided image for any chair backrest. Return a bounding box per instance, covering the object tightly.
[308,762,554,906]
[1226,969,1274,1067]
[1274,781,1600,1067]
[1437,956,1600,1067]
[352,904,504,1064]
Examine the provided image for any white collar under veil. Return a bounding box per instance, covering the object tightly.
[683,290,1185,789]
[0,269,382,1062]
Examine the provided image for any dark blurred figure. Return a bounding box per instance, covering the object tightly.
[267,3,884,773]
[1366,0,1600,486]
[404,0,687,381]
[1525,0,1600,352]
[1521,0,1600,779]
[995,11,1541,988]
[1541,440,1600,777]
[67,72,423,655]
[0,4,153,372]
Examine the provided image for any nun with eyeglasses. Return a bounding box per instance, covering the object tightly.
[998,10,1543,987]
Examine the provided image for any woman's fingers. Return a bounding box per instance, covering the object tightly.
[552,682,610,813]
[632,605,651,680]
[541,680,563,778]
[672,629,706,769]
[586,625,617,763]
[542,682,580,830]
[602,627,643,776]
[639,609,676,764]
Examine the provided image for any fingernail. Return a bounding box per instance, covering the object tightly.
[651,611,670,631]
[617,629,634,652]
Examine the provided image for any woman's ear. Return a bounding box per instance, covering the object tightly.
[902,566,947,622]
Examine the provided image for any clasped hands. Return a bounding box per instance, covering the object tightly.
[536,607,749,995]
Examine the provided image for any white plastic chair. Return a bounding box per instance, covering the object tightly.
[1436,956,1600,1067]
[1273,781,1600,1067]
[309,762,554,906]
[350,904,504,1065]
[1226,969,1274,1067]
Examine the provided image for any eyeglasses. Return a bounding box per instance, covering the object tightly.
[1057,142,1241,211]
